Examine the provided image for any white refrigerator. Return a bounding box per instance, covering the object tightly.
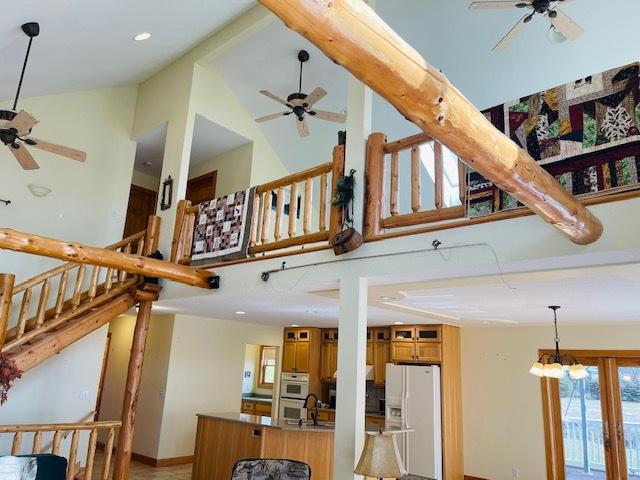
[385,364,442,479]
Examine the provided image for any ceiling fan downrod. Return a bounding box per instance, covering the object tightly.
[13,22,40,112]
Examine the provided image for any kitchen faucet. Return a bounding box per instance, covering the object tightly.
[302,393,319,426]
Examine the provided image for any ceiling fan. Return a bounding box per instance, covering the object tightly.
[469,0,584,52]
[1,22,86,170]
[255,50,347,138]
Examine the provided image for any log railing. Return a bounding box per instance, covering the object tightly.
[0,420,121,480]
[364,132,466,240]
[172,144,345,264]
[0,229,149,353]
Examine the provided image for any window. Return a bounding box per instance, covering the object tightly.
[541,350,640,480]
[259,346,277,389]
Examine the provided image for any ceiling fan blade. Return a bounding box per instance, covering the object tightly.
[311,110,347,123]
[260,90,292,108]
[7,110,39,136]
[297,118,309,138]
[28,138,86,162]
[255,112,289,123]
[550,8,584,40]
[469,1,530,9]
[9,145,39,170]
[303,87,327,107]
[492,14,530,52]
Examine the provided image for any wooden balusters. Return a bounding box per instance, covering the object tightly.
[71,265,86,310]
[289,182,299,238]
[32,431,42,454]
[11,432,22,454]
[390,151,399,216]
[104,268,114,293]
[16,287,32,339]
[88,266,100,300]
[52,430,63,455]
[119,243,131,282]
[54,270,69,319]
[102,427,115,480]
[410,145,421,213]
[261,191,271,244]
[0,274,15,347]
[250,194,260,247]
[303,178,313,235]
[458,160,467,205]
[84,428,98,480]
[35,278,51,328]
[274,187,285,241]
[434,141,443,210]
[66,430,80,480]
[136,236,145,256]
[319,173,327,231]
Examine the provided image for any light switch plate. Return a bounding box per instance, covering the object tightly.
[79,390,89,400]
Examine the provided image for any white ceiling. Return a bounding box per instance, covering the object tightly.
[0,0,255,101]
[134,123,167,177]
[215,21,348,173]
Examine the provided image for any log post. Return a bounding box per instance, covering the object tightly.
[329,145,346,242]
[257,0,603,245]
[364,133,387,240]
[143,216,161,257]
[171,200,189,263]
[112,284,161,480]
[0,274,15,347]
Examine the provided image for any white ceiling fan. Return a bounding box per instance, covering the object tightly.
[255,50,347,138]
[469,0,584,52]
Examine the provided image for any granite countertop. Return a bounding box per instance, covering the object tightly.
[317,407,385,418]
[198,412,409,433]
[241,395,273,404]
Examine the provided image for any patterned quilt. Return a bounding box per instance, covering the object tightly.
[467,62,640,217]
[191,187,256,263]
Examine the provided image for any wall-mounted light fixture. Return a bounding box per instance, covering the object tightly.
[27,184,51,198]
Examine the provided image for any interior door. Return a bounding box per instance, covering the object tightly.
[123,185,157,240]
[186,171,217,205]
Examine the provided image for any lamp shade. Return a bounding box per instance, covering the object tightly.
[547,25,567,43]
[355,432,407,478]
[544,362,564,379]
[569,364,589,380]
[529,361,544,377]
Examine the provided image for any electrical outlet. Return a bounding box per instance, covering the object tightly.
[79,390,89,400]
[512,467,520,478]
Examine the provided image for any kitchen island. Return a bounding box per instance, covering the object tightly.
[192,413,403,480]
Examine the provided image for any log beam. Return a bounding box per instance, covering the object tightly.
[258,0,603,244]
[0,228,216,289]
[112,286,157,480]
[0,274,15,347]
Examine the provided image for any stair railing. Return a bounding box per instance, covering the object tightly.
[0,230,147,353]
[0,420,121,480]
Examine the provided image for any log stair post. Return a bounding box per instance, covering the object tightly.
[0,274,15,347]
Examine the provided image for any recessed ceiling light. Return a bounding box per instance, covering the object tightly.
[393,321,404,325]
[134,32,152,42]
[380,296,398,301]
[235,311,246,315]
[291,324,300,327]
[143,161,153,166]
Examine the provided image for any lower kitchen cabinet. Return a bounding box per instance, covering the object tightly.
[240,400,272,416]
[320,341,337,381]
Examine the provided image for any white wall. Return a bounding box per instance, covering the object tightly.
[98,314,174,459]
[156,314,283,459]
[461,324,640,479]
[188,142,253,198]
[131,169,160,192]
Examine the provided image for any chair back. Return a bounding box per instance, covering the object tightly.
[231,458,311,479]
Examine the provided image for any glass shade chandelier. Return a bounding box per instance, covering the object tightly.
[529,306,589,380]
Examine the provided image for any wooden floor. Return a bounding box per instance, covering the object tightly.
[93,452,192,480]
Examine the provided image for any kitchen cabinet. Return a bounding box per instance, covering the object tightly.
[368,327,390,385]
[281,327,322,396]
[240,400,272,416]
[366,342,374,365]
[365,415,385,428]
[390,325,442,363]
[320,341,337,382]
[308,409,335,422]
[284,327,312,342]
[282,341,310,373]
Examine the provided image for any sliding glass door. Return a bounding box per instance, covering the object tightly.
[542,352,640,480]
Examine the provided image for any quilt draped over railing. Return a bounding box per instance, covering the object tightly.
[467,62,640,217]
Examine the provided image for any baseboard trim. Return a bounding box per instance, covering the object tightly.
[96,442,193,467]
[465,476,490,480]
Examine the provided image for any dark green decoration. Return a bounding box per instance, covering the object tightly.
[332,169,356,225]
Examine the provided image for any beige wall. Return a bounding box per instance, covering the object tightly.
[188,142,253,198]
[242,344,275,396]
[156,314,283,459]
[461,324,640,480]
[98,314,174,458]
[131,169,160,193]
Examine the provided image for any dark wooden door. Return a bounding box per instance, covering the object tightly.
[186,171,217,205]
[123,185,157,238]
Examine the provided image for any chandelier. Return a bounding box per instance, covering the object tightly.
[529,306,588,380]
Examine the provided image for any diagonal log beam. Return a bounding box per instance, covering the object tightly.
[0,228,216,289]
[259,0,603,244]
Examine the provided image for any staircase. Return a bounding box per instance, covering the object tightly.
[0,230,148,373]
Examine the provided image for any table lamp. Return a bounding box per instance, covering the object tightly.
[354,431,407,480]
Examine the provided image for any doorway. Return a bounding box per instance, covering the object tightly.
[123,185,157,239]
[542,351,640,480]
[186,171,217,205]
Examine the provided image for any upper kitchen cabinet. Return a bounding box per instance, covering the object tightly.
[284,327,312,342]
[390,325,442,363]
[281,328,322,394]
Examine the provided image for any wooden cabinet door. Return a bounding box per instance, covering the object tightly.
[415,325,441,342]
[296,328,312,341]
[391,326,415,342]
[294,342,310,373]
[282,343,297,372]
[416,343,442,362]
[374,328,391,342]
[366,342,374,365]
[284,328,298,342]
[373,342,389,385]
[254,402,271,416]
[391,342,415,363]
[241,400,255,413]
[320,343,332,381]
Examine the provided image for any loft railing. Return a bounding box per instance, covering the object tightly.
[0,229,149,351]
[0,420,121,480]
[172,144,345,265]
[364,132,467,241]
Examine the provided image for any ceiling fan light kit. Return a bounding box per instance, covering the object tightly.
[255,49,347,137]
[469,0,584,51]
[1,22,87,170]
